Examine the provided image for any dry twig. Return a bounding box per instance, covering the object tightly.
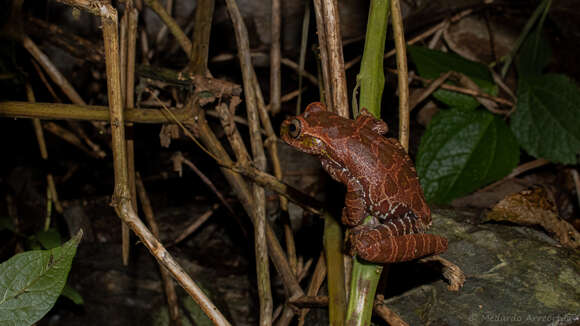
[409,72,451,111]
[387,69,515,107]
[173,151,236,216]
[270,0,281,114]
[96,3,230,324]
[297,252,327,326]
[373,295,409,326]
[143,0,192,56]
[391,0,410,149]
[26,84,64,215]
[313,0,349,117]
[136,173,182,326]
[224,0,273,322]
[171,204,219,246]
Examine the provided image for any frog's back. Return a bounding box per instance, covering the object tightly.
[357,129,431,224]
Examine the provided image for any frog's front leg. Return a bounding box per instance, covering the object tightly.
[348,224,448,263]
[342,181,367,226]
[320,158,367,226]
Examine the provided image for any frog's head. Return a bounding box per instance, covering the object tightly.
[281,102,330,156]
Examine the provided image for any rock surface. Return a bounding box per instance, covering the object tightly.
[383,208,580,326]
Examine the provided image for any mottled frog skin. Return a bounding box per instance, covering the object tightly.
[281,102,447,263]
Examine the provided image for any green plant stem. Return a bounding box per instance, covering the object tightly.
[348,255,383,323]
[324,212,346,326]
[357,0,389,117]
[500,0,551,77]
[347,1,390,325]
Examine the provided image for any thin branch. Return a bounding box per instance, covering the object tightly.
[373,295,408,326]
[26,84,63,215]
[29,55,106,159]
[500,0,551,77]
[143,0,192,56]
[214,101,251,164]
[298,252,327,326]
[21,35,86,106]
[98,4,230,324]
[186,0,215,75]
[296,2,310,114]
[409,72,451,111]
[290,295,329,308]
[224,0,273,322]
[30,59,62,102]
[319,0,349,117]
[0,101,193,123]
[171,204,219,246]
[22,35,106,155]
[386,69,515,107]
[250,70,297,275]
[193,108,305,299]
[120,4,139,268]
[478,159,550,193]
[312,0,332,108]
[270,0,281,114]
[212,54,318,86]
[136,173,182,326]
[26,16,104,64]
[152,99,325,215]
[43,122,103,159]
[391,0,410,149]
[175,152,236,216]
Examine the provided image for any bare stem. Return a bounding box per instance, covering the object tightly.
[186,0,215,75]
[391,0,409,150]
[320,0,349,117]
[143,0,192,56]
[26,84,63,215]
[224,0,273,322]
[269,0,281,114]
[98,3,230,324]
[136,173,182,326]
[0,101,193,123]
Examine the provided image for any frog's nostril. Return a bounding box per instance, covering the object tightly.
[289,119,301,138]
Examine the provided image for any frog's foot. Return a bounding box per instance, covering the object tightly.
[347,224,448,263]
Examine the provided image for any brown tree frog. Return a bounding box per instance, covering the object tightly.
[281,102,447,263]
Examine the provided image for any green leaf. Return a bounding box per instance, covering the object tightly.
[511,74,580,164]
[417,109,519,204]
[518,35,551,77]
[35,229,62,250]
[61,284,83,305]
[408,45,498,109]
[516,28,551,78]
[0,231,82,326]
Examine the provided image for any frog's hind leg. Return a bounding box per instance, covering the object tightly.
[348,222,447,263]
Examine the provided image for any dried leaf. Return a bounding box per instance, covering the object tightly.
[159,124,181,148]
[486,185,580,249]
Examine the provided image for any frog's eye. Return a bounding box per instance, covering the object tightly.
[288,119,301,138]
